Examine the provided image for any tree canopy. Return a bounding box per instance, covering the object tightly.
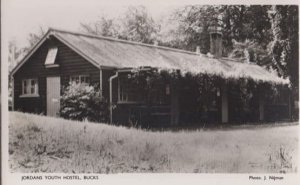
[81,6,159,44]
[269,5,298,90]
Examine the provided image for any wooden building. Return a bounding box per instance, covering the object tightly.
[10,28,290,127]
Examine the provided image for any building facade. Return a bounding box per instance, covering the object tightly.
[11,28,290,127]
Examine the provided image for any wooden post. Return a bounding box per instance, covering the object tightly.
[170,82,179,126]
[109,72,118,124]
[221,83,228,123]
[12,76,14,111]
[259,91,265,121]
[288,90,292,121]
[99,67,103,97]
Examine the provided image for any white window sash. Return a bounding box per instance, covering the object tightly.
[22,78,38,95]
[45,47,58,65]
[70,75,90,84]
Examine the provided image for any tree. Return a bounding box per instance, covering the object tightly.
[159,5,272,55]
[270,6,298,80]
[8,40,24,97]
[159,5,219,53]
[220,5,272,54]
[8,26,46,71]
[80,17,119,37]
[156,13,189,50]
[269,5,298,119]
[119,6,159,44]
[80,6,159,44]
[8,26,46,99]
[228,39,272,65]
[24,26,46,53]
[8,40,24,72]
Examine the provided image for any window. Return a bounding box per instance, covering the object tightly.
[45,47,58,65]
[118,77,143,103]
[70,75,90,84]
[22,79,39,96]
[118,76,170,104]
[149,82,170,105]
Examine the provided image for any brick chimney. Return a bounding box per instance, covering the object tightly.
[208,18,223,58]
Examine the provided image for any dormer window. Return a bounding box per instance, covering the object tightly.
[45,46,59,68]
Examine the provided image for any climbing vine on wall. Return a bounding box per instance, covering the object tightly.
[125,66,287,121]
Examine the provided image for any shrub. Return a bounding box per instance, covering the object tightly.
[59,82,108,122]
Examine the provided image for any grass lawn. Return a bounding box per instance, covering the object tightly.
[9,112,298,173]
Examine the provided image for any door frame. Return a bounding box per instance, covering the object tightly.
[46,76,61,116]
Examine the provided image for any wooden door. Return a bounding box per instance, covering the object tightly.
[47,76,60,117]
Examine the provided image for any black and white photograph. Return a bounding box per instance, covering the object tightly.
[1,0,299,184]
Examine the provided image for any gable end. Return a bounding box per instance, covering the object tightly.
[10,30,104,77]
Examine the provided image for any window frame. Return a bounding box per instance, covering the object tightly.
[20,78,39,97]
[69,75,90,85]
[44,46,58,66]
[117,76,171,105]
[118,77,144,104]
[148,81,170,105]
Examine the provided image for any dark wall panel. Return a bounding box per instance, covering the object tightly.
[13,38,104,114]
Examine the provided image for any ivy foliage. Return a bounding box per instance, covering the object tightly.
[127,67,285,115]
[126,68,181,104]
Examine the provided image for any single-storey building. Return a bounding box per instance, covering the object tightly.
[10,28,290,127]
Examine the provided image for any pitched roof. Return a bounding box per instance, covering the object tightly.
[12,28,289,84]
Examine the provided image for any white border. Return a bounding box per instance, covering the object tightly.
[2,0,300,185]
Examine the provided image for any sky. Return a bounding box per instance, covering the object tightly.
[2,0,296,48]
[3,0,183,48]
